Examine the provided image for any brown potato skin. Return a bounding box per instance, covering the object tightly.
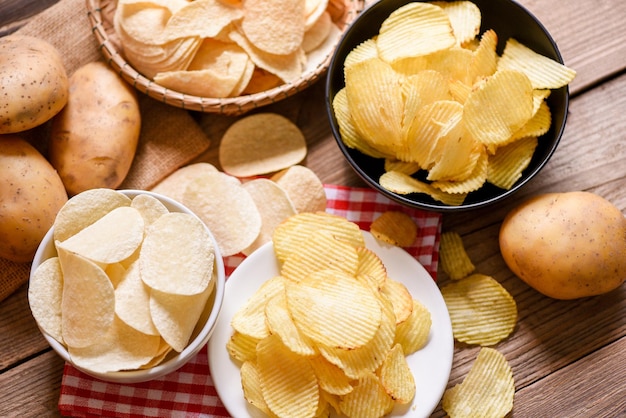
[0,135,68,262]
[499,191,626,299]
[0,35,69,134]
[49,61,141,196]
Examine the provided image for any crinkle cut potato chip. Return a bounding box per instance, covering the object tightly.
[140,212,215,296]
[333,0,576,205]
[442,347,515,418]
[339,372,395,418]
[231,276,285,340]
[219,113,307,178]
[441,273,517,346]
[370,211,418,247]
[439,231,475,280]
[379,343,416,405]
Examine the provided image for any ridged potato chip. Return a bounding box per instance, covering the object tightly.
[439,231,475,280]
[231,276,285,340]
[338,372,395,418]
[240,361,272,415]
[265,291,316,356]
[432,0,481,46]
[441,273,517,346]
[487,136,539,190]
[379,343,416,404]
[394,298,432,355]
[370,211,418,248]
[379,170,468,206]
[442,347,514,418]
[309,355,353,396]
[355,246,387,291]
[380,278,413,325]
[227,331,260,363]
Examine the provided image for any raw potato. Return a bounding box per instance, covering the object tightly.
[499,191,626,299]
[0,136,68,262]
[49,61,141,196]
[0,35,69,134]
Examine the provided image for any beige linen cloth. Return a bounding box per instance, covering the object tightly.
[0,0,213,301]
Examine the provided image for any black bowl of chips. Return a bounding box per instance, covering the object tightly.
[325,0,575,212]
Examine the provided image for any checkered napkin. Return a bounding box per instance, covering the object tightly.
[58,184,442,418]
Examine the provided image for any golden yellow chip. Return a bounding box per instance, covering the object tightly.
[281,230,360,283]
[240,361,272,415]
[231,276,285,339]
[498,38,577,89]
[379,343,416,405]
[338,372,395,418]
[384,158,420,176]
[439,231,475,280]
[308,355,353,396]
[426,122,479,182]
[379,170,468,206]
[380,278,413,325]
[463,69,534,148]
[285,270,381,349]
[219,113,307,178]
[271,165,327,214]
[227,331,260,363]
[58,247,115,349]
[376,2,455,63]
[432,1,481,45]
[265,291,316,356]
[241,178,297,256]
[431,149,489,194]
[469,28,498,83]
[370,211,418,248]
[442,347,514,418]
[509,100,552,142]
[487,136,539,190]
[343,38,379,71]
[355,246,387,291]
[28,257,64,344]
[441,273,517,346]
[272,212,365,263]
[257,334,320,418]
[394,299,432,355]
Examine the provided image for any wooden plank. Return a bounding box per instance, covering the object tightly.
[513,337,626,417]
[0,0,60,36]
[0,350,65,417]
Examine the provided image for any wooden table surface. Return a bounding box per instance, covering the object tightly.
[1,0,625,417]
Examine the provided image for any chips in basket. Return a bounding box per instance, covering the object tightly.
[332,0,576,205]
[228,212,433,417]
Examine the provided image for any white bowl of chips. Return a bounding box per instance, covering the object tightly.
[86,0,364,115]
[326,0,576,211]
[28,189,225,383]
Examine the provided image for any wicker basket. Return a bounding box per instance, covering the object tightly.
[85,0,364,116]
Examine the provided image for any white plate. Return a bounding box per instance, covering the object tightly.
[208,232,453,418]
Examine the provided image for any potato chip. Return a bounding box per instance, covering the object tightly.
[302,11,332,52]
[140,337,173,369]
[376,2,455,63]
[439,231,475,280]
[370,211,418,247]
[355,246,387,291]
[338,372,394,418]
[432,1,481,45]
[379,170,468,206]
[380,278,413,325]
[28,257,64,343]
[161,0,244,41]
[304,0,329,30]
[272,212,365,263]
[242,178,297,256]
[431,149,488,194]
[265,291,316,356]
[286,270,381,349]
[441,274,517,346]
[58,248,115,348]
[309,355,353,396]
[227,331,260,363]
[149,278,214,352]
[219,113,307,178]
[150,162,218,202]
[384,158,420,176]
[231,276,285,339]
[57,206,145,264]
[281,230,359,283]
[114,261,159,336]
[498,38,577,89]
[379,343,415,404]
[442,347,514,418]
[182,172,262,257]
[242,0,305,55]
[240,361,272,415]
[487,136,539,190]
[427,128,482,183]
[53,188,131,242]
[510,100,552,142]
[130,193,169,226]
[271,165,327,213]
[140,212,214,295]
[68,315,161,373]
[463,69,534,148]
[394,299,432,355]
[343,38,378,71]
[469,28,498,82]
[257,334,320,418]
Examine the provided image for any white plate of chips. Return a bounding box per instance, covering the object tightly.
[208,230,453,417]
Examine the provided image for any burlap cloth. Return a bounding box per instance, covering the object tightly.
[0,0,213,302]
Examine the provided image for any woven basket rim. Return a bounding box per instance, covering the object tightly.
[85,0,364,115]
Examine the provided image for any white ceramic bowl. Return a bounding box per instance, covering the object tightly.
[29,189,225,383]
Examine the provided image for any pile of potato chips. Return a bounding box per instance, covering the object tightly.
[438,230,518,417]
[28,189,218,373]
[113,0,344,97]
[332,0,576,206]
[227,212,432,417]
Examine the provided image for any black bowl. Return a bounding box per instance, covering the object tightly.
[325,0,569,212]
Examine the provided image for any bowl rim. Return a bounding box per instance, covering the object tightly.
[325,0,570,212]
[30,189,226,383]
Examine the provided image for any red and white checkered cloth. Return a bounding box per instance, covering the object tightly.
[58,184,442,418]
